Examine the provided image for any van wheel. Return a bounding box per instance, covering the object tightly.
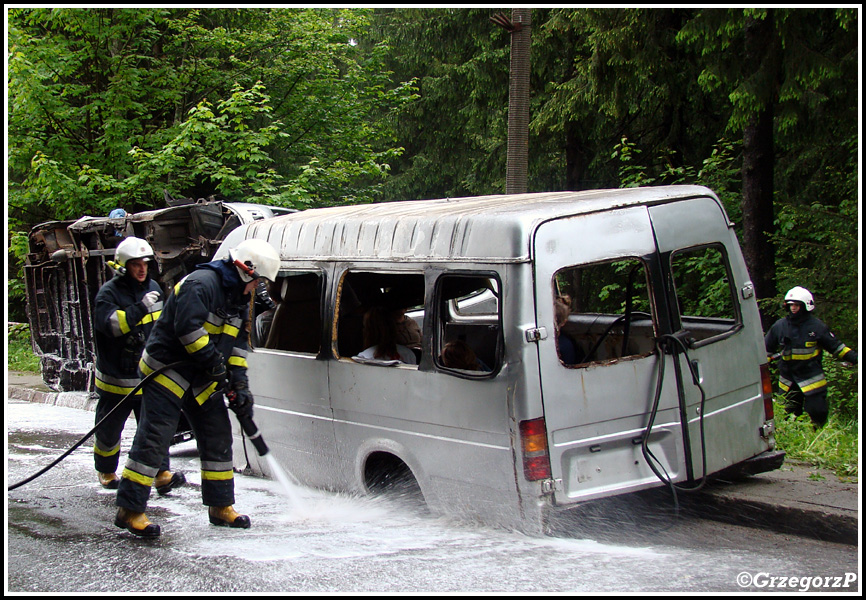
[364,452,426,509]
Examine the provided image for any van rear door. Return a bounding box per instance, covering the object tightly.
[533,196,767,506]
[533,205,681,505]
[647,196,768,480]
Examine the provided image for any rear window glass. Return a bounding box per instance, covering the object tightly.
[553,258,655,365]
[669,244,740,342]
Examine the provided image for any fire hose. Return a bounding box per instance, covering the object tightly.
[641,331,709,513]
[222,385,269,458]
[8,360,269,491]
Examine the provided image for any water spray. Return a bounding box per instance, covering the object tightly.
[222,387,304,506]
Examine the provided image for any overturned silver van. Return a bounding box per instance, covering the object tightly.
[217,186,784,533]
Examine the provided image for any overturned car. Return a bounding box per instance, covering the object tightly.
[24,196,292,393]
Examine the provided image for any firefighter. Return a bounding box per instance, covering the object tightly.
[92,236,184,493]
[764,286,858,427]
[114,238,280,537]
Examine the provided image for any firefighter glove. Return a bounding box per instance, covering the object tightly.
[142,290,160,309]
[206,358,227,391]
[229,381,254,420]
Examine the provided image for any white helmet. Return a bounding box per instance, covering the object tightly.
[115,237,154,269]
[785,286,815,311]
[228,239,280,283]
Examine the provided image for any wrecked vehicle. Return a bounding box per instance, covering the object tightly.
[23,196,293,393]
[218,185,785,533]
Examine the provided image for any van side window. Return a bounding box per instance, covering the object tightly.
[252,271,323,354]
[670,244,740,343]
[434,275,501,375]
[553,259,655,365]
[335,271,425,365]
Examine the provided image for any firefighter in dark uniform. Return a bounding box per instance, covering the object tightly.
[114,238,280,537]
[92,236,184,493]
[765,286,858,427]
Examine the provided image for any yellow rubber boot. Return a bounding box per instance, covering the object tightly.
[114,507,160,538]
[98,472,119,489]
[208,505,251,529]
[155,470,186,496]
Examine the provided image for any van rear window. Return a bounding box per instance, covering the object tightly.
[669,244,740,343]
[553,258,655,365]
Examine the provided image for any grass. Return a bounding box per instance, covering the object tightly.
[8,323,41,373]
[772,399,859,480]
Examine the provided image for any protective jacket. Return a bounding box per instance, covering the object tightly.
[139,259,250,405]
[93,272,163,394]
[764,311,857,396]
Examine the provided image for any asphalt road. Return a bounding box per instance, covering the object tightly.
[5,398,860,594]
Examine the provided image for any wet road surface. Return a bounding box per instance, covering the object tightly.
[6,399,860,593]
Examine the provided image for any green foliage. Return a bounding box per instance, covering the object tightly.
[8,7,417,222]
[7,7,419,320]
[770,196,859,343]
[8,232,31,308]
[531,8,724,190]
[9,8,181,219]
[8,323,41,374]
[369,8,511,199]
[771,131,858,343]
[773,401,858,478]
[676,8,853,135]
[768,350,858,477]
[821,355,859,422]
[613,136,742,222]
[126,82,296,206]
[670,247,737,319]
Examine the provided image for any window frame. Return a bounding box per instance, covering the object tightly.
[432,271,503,378]
[332,268,427,366]
[667,243,743,349]
[551,256,658,367]
[250,268,327,356]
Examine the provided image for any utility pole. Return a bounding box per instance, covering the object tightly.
[491,9,531,195]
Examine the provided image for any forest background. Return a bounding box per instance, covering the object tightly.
[6,8,860,474]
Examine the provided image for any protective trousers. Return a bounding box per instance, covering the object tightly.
[116,378,235,513]
[783,385,829,428]
[93,389,170,475]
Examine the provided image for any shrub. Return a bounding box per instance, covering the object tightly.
[8,323,41,373]
[773,399,858,478]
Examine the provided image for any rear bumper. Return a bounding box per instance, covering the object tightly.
[717,449,786,478]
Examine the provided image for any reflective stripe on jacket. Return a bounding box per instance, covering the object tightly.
[765,312,856,396]
[139,260,250,403]
[93,273,163,392]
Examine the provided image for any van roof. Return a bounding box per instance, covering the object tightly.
[232,185,722,263]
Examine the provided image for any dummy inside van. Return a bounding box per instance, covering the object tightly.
[216,186,784,534]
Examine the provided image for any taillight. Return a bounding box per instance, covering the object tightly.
[519,417,551,481]
[760,363,774,420]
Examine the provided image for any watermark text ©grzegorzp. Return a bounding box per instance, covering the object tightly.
[737,571,857,591]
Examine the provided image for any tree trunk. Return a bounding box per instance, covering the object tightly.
[565,121,588,191]
[741,12,778,330]
[506,8,531,194]
[742,108,776,314]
